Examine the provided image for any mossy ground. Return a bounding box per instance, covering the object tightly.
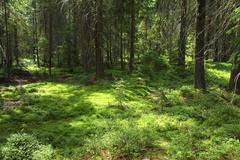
[1,62,240,160]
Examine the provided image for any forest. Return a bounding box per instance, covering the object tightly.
[0,0,240,159]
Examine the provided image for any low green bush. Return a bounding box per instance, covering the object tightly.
[180,86,194,98]
[140,51,168,77]
[199,137,240,160]
[1,133,55,160]
[85,123,158,159]
[168,130,240,160]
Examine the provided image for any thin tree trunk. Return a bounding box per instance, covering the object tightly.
[0,28,3,68]
[129,0,135,73]
[229,66,240,93]
[73,6,79,67]
[178,0,187,67]
[120,0,124,70]
[48,1,53,76]
[33,0,40,67]
[4,0,11,77]
[43,9,48,67]
[109,26,113,66]
[14,26,20,66]
[213,0,221,62]
[95,0,104,78]
[205,0,213,60]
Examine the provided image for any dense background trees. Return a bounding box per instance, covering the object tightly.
[0,0,240,90]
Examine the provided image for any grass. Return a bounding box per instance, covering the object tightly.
[0,62,240,160]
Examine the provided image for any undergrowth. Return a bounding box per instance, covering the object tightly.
[0,62,240,160]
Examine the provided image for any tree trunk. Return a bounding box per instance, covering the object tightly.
[4,0,11,77]
[33,0,40,67]
[0,27,3,68]
[106,24,112,67]
[205,0,213,60]
[194,0,206,89]
[73,6,79,67]
[120,0,124,70]
[48,1,53,76]
[178,0,187,67]
[95,0,104,78]
[213,0,221,62]
[14,26,20,66]
[43,9,48,67]
[229,66,240,94]
[129,0,135,73]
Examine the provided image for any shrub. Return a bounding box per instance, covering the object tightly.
[232,96,240,106]
[140,51,168,77]
[180,86,194,98]
[32,145,55,160]
[0,96,3,109]
[114,79,126,107]
[199,137,240,160]
[1,133,54,160]
[85,123,158,159]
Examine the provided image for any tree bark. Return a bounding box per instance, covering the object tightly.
[178,0,187,67]
[213,0,221,62]
[33,0,40,67]
[48,1,53,76]
[95,0,104,78]
[229,66,240,93]
[194,0,206,89]
[14,26,20,66]
[120,1,124,70]
[129,0,135,73]
[4,0,11,77]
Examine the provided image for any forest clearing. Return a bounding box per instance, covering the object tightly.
[0,0,240,160]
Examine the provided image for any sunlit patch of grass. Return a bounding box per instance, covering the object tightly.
[87,92,115,107]
[206,62,231,86]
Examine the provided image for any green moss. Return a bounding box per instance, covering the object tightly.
[1,62,240,159]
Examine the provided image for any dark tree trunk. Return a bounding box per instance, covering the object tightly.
[48,1,53,76]
[213,0,221,62]
[120,0,124,70]
[14,26,20,66]
[107,25,111,67]
[33,0,40,67]
[109,26,113,66]
[194,0,206,89]
[73,6,79,67]
[129,0,135,73]
[43,9,48,67]
[229,66,240,94]
[0,27,3,68]
[178,0,187,67]
[205,0,213,60]
[66,6,73,70]
[95,0,104,78]
[4,0,11,77]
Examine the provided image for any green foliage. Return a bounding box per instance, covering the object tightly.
[230,52,240,69]
[199,137,240,160]
[1,133,54,160]
[114,79,126,107]
[180,86,194,98]
[1,63,240,159]
[232,96,240,106]
[32,145,55,160]
[85,123,158,158]
[169,131,240,160]
[140,51,168,77]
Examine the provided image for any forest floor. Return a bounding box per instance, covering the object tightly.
[0,62,240,160]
